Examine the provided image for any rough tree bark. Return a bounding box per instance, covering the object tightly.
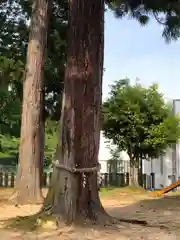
[43,0,109,224]
[12,0,51,204]
[129,158,139,187]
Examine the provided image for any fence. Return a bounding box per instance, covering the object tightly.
[0,171,153,189]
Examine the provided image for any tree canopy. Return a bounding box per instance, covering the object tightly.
[102,78,180,168]
[0,0,68,120]
[108,0,180,41]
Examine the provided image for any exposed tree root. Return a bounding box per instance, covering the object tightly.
[4,206,160,234]
[54,213,117,229]
[42,204,148,229]
[118,218,148,226]
[53,214,149,231]
[42,203,116,227]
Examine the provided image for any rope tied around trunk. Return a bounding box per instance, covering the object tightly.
[52,160,101,173]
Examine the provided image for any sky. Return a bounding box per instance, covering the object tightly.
[103,10,180,102]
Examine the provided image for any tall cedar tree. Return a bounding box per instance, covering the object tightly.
[43,0,110,224]
[13,0,51,204]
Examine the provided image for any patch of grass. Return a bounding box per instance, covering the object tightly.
[4,214,39,231]
[121,185,147,193]
[99,187,123,198]
[166,190,180,196]
[3,213,57,231]
[100,186,117,193]
[99,186,147,198]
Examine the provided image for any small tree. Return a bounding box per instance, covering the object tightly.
[102,79,180,186]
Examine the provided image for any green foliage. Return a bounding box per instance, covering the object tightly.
[0,134,19,167]
[0,0,68,120]
[0,134,19,156]
[0,56,21,166]
[44,119,59,167]
[107,0,180,42]
[0,57,21,137]
[0,120,58,168]
[102,79,180,163]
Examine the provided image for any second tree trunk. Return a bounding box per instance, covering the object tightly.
[14,0,51,204]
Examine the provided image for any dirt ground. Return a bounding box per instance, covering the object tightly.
[0,188,179,239]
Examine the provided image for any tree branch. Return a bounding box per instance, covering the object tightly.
[153,12,166,25]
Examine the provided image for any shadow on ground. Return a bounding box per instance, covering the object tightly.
[0,189,180,239]
[107,195,180,232]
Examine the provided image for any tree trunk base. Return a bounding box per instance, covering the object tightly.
[54,212,147,228]
[56,209,116,227]
[40,209,147,230]
[9,190,44,205]
[41,210,118,229]
[42,195,117,227]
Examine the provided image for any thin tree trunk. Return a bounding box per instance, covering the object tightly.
[129,159,139,187]
[43,0,110,224]
[12,0,51,204]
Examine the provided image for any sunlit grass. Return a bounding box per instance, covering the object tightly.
[99,185,147,198]
[3,213,57,231]
[166,190,180,196]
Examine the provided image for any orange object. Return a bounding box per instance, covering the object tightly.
[152,180,180,196]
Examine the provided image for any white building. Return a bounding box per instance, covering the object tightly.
[98,130,180,190]
[98,131,129,173]
[142,147,179,189]
[98,132,112,173]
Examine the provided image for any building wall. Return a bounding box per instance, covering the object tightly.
[176,142,180,179]
[99,160,108,173]
[143,158,163,189]
[173,99,180,180]
[98,132,130,173]
[98,130,180,189]
[142,148,174,189]
[98,132,111,173]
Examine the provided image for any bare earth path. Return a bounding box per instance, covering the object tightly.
[0,188,179,239]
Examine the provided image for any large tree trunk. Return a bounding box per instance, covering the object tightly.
[43,0,108,224]
[13,0,51,204]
